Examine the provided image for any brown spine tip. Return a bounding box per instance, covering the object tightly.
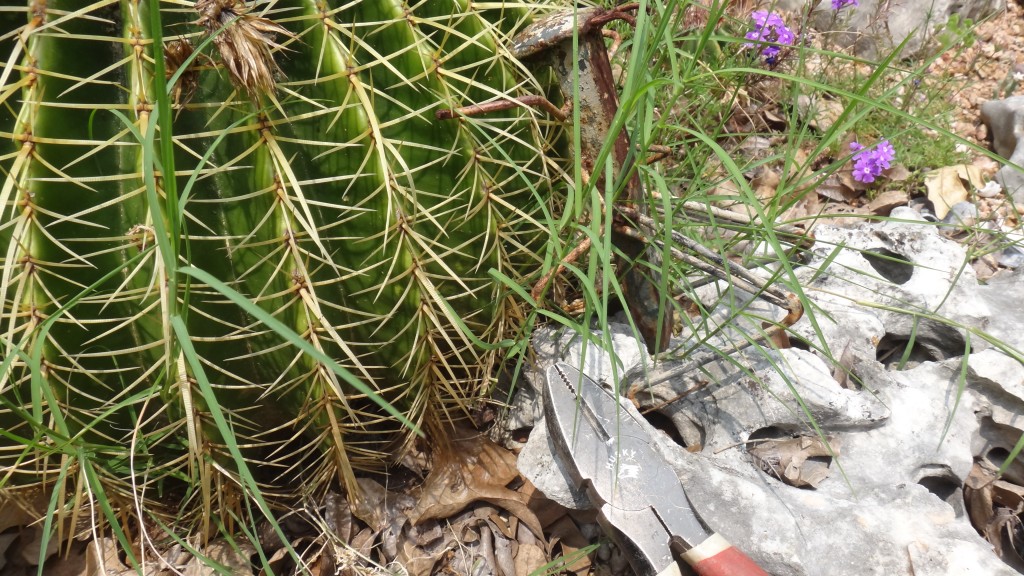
[436,109,456,120]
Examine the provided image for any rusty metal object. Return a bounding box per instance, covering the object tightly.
[510,7,638,198]
[511,6,673,354]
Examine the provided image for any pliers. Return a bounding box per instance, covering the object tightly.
[544,362,769,576]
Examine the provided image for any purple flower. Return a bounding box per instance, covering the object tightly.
[849,140,895,183]
[744,11,795,65]
[832,0,858,10]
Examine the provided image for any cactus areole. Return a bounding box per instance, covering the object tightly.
[0,0,566,514]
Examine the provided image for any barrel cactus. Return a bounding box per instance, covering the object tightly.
[0,0,566,527]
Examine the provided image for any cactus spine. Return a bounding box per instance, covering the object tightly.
[0,0,563,522]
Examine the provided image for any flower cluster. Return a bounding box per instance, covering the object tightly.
[832,0,858,10]
[849,140,896,183]
[744,11,795,65]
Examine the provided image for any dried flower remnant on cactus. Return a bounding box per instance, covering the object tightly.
[195,0,294,98]
[832,0,859,10]
[850,140,896,183]
[165,37,200,107]
[744,11,795,65]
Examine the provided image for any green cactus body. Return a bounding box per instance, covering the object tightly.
[0,0,564,513]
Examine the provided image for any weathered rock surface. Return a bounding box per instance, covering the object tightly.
[515,220,1024,575]
[776,0,1005,59]
[799,220,992,365]
[980,96,1024,203]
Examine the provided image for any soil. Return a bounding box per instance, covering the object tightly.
[932,0,1024,147]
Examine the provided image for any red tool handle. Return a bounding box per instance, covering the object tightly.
[669,534,769,576]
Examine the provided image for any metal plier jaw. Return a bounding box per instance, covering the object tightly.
[544,363,768,576]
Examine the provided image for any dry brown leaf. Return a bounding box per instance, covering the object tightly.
[762,320,791,349]
[164,37,201,108]
[0,490,48,533]
[344,477,417,568]
[438,519,505,575]
[350,477,415,535]
[780,187,820,223]
[350,527,376,559]
[788,148,813,187]
[488,511,516,539]
[396,537,446,576]
[492,526,517,576]
[24,538,91,576]
[885,164,912,181]
[325,491,353,543]
[816,173,859,203]
[523,479,572,531]
[814,203,872,228]
[762,109,786,127]
[797,94,844,131]
[514,543,548,576]
[964,459,1019,559]
[749,435,837,488]
[84,537,132,576]
[545,516,593,576]
[987,509,1024,561]
[866,189,909,216]
[993,480,1024,510]
[410,431,544,539]
[17,525,60,568]
[187,540,254,576]
[751,168,780,198]
[924,164,984,219]
[973,256,1000,282]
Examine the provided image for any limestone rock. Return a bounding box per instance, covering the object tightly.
[775,0,1005,60]
[800,221,991,366]
[980,97,1024,202]
[514,219,1024,575]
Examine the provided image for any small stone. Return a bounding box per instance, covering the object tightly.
[954,121,974,135]
[977,180,1003,198]
[998,245,1024,268]
[973,256,999,281]
[942,201,980,227]
[889,206,928,222]
[980,97,1024,203]
[972,155,1000,176]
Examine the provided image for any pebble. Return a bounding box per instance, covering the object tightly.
[977,181,1003,198]
[942,201,979,227]
[998,245,1024,269]
[972,155,1000,176]
[889,206,928,222]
